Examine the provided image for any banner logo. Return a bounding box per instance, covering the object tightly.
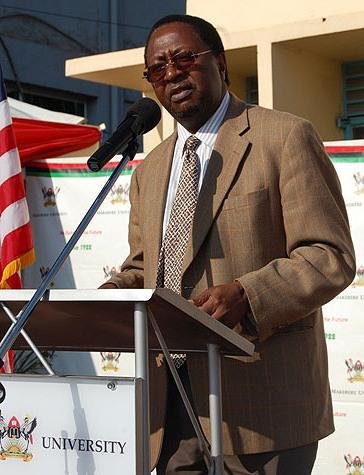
[352,266,364,287]
[345,359,364,383]
[353,172,364,195]
[103,265,122,279]
[0,411,37,462]
[42,186,60,207]
[100,352,121,372]
[110,184,129,205]
[345,454,363,474]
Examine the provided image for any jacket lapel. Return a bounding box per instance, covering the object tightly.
[182,96,251,274]
[147,132,177,281]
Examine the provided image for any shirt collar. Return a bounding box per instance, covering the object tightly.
[177,92,230,149]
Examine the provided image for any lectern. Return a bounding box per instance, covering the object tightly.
[0,288,254,474]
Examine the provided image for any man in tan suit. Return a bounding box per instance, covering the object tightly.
[102,14,356,475]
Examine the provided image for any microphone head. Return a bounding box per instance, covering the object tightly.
[87,98,161,172]
[125,97,161,135]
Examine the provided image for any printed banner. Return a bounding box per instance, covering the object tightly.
[313,401,364,475]
[313,141,364,474]
[23,156,143,377]
[23,157,142,289]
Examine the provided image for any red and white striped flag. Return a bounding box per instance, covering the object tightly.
[0,65,35,373]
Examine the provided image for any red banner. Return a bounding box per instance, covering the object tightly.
[13,118,101,164]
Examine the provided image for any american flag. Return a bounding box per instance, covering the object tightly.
[0,65,35,373]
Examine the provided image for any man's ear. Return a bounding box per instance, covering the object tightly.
[217,52,227,78]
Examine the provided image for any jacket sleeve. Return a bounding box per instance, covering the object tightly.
[106,166,144,289]
[238,119,356,340]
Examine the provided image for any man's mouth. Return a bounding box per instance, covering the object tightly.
[169,86,193,103]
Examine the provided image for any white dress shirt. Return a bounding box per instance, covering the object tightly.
[162,92,230,235]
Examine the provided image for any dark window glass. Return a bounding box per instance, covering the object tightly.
[4,80,94,120]
[353,126,364,139]
[339,61,364,139]
[246,76,258,105]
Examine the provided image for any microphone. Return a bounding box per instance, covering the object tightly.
[87,97,161,172]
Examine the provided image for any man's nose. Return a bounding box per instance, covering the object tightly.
[164,62,184,81]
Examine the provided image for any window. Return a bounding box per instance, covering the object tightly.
[337,61,364,139]
[5,80,93,119]
[246,76,258,105]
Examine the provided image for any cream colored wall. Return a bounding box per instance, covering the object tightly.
[142,91,176,151]
[257,42,273,109]
[186,0,355,140]
[271,43,343,140]
[187,0,364,34]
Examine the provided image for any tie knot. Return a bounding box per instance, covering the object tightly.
[185,135,200,153]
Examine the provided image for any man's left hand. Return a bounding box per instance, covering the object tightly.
[192,282,250,328]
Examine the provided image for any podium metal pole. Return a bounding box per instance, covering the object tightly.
[208,343,224,475]
[134,302,150,475]
[0,303,54,375]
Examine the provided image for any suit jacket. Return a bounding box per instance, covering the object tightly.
[108,94,355,467]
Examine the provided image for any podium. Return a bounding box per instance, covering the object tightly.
[0,288,254,474]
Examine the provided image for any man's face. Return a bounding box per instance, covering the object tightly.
[145,22,227,132]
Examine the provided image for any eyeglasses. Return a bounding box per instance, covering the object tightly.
[143,49,213,83]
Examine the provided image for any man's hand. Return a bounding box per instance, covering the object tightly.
[192,281,250,329]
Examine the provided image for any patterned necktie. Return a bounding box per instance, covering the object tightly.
[156,135,201,367]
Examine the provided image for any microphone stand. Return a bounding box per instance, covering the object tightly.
[0,139,139,371]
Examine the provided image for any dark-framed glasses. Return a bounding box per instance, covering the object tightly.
[143,49,213,83]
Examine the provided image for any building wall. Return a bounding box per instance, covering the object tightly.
[64,1,364,147]
[187,0,364,34]
[186,1,364,141]
[272,43,343,140]
[0,0,186,137]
